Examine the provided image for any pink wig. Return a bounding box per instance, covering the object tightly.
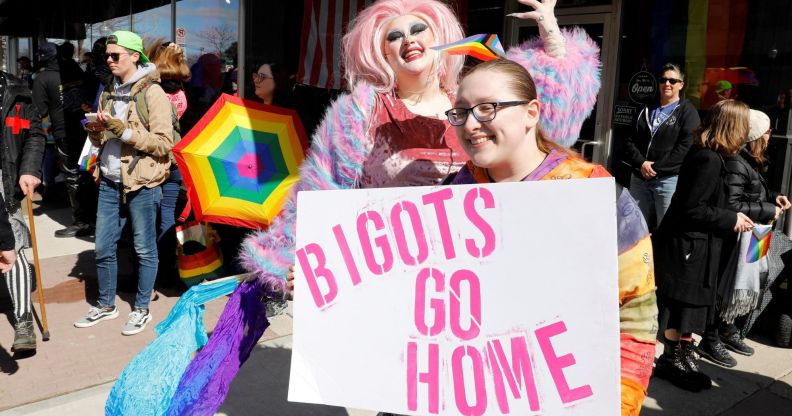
[342,0,465,93]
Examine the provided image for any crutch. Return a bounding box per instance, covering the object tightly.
[25,194,50,341]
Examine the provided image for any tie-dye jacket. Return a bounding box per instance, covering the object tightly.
[452,152,659,416]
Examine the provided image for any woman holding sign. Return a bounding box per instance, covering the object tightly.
[167,0,602,413]
[653,100,754,392]
[445,59,658,416]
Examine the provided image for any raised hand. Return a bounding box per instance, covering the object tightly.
[509,0,558,27]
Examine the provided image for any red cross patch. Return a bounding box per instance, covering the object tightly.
[6,105,30,134]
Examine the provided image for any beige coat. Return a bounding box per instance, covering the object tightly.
[89,70,173,194]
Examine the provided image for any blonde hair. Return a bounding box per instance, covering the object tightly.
[696,99,749,155]
[147,39,191,82]
[747,136,768,167]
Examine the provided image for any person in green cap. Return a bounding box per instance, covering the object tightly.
[716,79,734,100]
[75,30,174,335]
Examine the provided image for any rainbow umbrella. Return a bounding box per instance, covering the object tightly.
[173,94,308,229]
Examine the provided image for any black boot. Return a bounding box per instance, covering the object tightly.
[654,343,711,392]
[54,222,93,238]
[697,339,737,368]
[55,177,93,238]
[11,312,36,352]
[680,340,712,390]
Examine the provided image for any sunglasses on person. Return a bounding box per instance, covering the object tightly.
[104,52,132,62]
[659,77,683,85]
[445,101,530,126]
[252,72,272,82]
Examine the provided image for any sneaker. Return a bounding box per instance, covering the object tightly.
[11,312,36,352]
[54,223,93,238]
[121,309,152,336]
[721,331,755,356]
[697,340,738,368]
[74,305,119,328]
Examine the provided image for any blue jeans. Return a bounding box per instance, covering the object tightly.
[95,179,161,309]
[629,174,678,229]
[157,168,182,281]
[158,167,183,242]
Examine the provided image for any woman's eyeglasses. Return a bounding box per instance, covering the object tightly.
[659,77,683,85]
[252,72,272,83]
[445,101,529,126]
[104,52,132,62]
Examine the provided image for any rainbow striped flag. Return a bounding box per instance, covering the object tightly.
[746,224,773,263]
[431,34,507,62]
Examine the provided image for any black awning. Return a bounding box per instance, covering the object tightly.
[0,0,173,38]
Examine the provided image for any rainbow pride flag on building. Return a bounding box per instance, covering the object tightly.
[746,224,773,263]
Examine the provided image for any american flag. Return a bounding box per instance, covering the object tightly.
[297,0,375,90]
[298,0,468,90]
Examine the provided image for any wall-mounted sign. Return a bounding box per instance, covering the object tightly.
[613,104,638,126]
[176,27,186,46]
[628,71,656,105]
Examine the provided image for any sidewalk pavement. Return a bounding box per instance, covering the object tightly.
[1,197,791,415]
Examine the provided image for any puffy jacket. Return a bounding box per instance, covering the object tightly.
[724,149,777,224]
[89,69,173,194]
[623,99,700,178]
[0,190,13,251]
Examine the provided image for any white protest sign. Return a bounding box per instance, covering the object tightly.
[289,178,620,415]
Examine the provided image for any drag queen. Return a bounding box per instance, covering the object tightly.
[168,1,603,413]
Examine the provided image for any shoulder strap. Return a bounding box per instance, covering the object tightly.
[134,84,152,128]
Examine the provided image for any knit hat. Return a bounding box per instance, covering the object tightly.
[747,109,771,143]
[106,31,150,63]
[37,42,57,62]
[715,79,733,93]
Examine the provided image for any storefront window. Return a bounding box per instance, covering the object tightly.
[176,0,239,133]
[133,2,173,45]
[611,0,792,186]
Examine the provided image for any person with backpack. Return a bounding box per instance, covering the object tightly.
[74,31,174,335]
[146,40,190,286]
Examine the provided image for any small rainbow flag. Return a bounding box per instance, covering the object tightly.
[431,34,507,62]
[80,153,97,172]
[746,224,773,263]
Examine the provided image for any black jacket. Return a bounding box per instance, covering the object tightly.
[0,191,14,251]
[653,146,736,305]
[0,72,46,211]
[624,99,701,178]
[31,60,66,139]
[724,149,777,224]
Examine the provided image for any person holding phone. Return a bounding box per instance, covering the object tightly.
[623,63,701,230]
[75,31,174,336]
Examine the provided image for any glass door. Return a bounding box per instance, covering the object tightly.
[504,8,621,167]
